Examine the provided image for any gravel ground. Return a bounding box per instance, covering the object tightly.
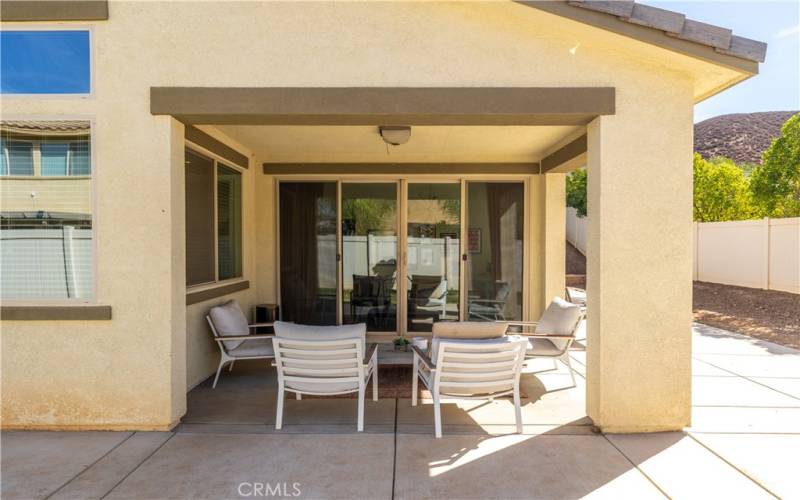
[693,281,800,350]
[564,245,799,349]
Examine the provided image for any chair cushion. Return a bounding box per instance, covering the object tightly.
[526,338,565,356]
[535,297,582,336]
[273,321,366,351]
[229,338,275,358]
[430,321,508,360]
[208,300,250,350]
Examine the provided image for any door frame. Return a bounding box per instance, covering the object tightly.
[274,174,531,337]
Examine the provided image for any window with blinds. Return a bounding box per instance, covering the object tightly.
[185,147,243,287]
[0,120,93,300]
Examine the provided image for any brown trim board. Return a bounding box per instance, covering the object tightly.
[152,87,615,126]
[541,134,587,173]
[185,126,249,169]
[518,1,758,74]
[1,1,108,21]
[1,305,112,321]
[263,163,541,176]
[186,280,249,306]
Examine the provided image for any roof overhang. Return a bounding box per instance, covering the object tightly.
[518,1,762,75]
[150,87,615,126]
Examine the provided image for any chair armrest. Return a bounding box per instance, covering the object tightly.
[363,343,378,365]
[520,332,574,339]
[504,321,539,327]
[214,334,275,342]
[411,344,435,370]
[248,322,274,328]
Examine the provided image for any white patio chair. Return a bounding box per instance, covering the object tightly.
[206,300,275,389]
[411,333,528,438]
[272,322,378,432]
[508,297,584,389]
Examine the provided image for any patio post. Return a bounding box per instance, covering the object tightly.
[584,104,693,432]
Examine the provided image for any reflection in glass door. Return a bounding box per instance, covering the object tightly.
[279,182,338,325]
[466,182,524,322]
[406,183,461,332]
[341,183,398,332]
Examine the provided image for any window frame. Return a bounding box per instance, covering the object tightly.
[0,138,92,179]
[0,25,95,99]
[0,115,98,305]
[185,142,245,291]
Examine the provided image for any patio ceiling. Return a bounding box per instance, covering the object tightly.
[215,125,584,164]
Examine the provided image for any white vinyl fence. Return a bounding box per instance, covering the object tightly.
[565,207,587,255]
[566,209,800,293]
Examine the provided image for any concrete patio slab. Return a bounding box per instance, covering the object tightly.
[690,406,800,433]
[49,432,173,500]
[691,359,736,377]
[104,433,395,499]
[751,377,800,399]
[394,434,663,499]
[606,432,771,499]
[689,433,800,499]
[691,375,800,407]
[693,353,800,379]
[1,431,131,500]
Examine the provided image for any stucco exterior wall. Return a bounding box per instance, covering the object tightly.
[1,0,722,429]
[585,75,695,432]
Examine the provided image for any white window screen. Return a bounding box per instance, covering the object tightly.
[0,120,93,300]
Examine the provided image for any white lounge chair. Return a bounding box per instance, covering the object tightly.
[206,300,275,389]
[509,297,584,389]
[411,322,527,438]
[272,322,378,432]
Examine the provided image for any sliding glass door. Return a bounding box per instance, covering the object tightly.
[279,182,338,325]
[341,182,398,332]
[406,183,461,332]
[278,178,525,333]
[465,182,525,322]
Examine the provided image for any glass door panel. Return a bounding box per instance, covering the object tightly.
[341,183,398,332]
[406,183,461,332]
[279,182,338,325]
[466,182,524,322]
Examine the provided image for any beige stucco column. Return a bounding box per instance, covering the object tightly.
[585,104,693,432]
[529,173,567,319]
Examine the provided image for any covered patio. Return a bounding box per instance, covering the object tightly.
[4,324,797,499]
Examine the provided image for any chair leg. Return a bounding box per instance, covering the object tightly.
[411,361,419,407]
[357,388,365,432]
[514,387,523,434]
[212,359,226,389]
[228,360,235,372]
[562,352,577,388]
[433,394,442,438]
[276,387,284,430]
[372,369,378,402]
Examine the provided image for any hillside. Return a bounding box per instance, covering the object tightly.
[694,111,797,165]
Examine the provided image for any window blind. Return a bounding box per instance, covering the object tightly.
[185,149,216,286]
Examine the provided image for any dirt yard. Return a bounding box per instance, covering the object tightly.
[565,243,800,349]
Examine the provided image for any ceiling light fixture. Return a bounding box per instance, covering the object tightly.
[379,126,411,146]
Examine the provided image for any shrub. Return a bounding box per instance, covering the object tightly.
[693,154,761,222]
[566,168,587,217]
[750,113,800,218]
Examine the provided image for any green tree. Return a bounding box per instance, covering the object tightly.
[566,168,587,217]
[750,113,800,218]
[693,153,760,222]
